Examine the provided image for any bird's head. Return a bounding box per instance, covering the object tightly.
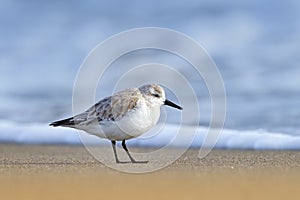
[138,84,183,110]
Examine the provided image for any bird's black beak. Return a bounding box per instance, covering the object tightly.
[164,99,183,110]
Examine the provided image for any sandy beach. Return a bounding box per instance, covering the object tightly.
[1,144,300,200]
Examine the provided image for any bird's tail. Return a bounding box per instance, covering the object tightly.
[49,117,75,127]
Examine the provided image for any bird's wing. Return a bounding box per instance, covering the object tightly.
[73,88,141,126]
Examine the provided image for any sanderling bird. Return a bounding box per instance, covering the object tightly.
[50,84,182,163]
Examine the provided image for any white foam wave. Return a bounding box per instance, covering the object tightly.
[0,121,299,150]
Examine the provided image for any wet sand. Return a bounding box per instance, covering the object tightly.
[1,144,300,200]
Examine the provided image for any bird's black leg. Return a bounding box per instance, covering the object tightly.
[111,140,120,163]
[111,141,130,164]
[121,140,148,164]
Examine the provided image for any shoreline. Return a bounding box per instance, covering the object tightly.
[1,144,300,200]
[1,144,300,173]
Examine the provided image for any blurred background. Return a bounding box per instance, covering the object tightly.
[1,0,300,147]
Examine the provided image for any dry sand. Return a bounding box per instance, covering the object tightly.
[1,144,300,200]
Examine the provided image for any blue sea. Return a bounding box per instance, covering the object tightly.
[1,0,300,149]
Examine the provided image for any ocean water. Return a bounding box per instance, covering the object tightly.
[1,0,300,149]
[1,121,300,150]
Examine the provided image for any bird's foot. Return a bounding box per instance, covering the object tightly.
[116,159,131,164]
[115,159,148,164]
[130,159,149,164]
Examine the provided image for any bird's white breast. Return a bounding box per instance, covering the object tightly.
[115,101,160,139]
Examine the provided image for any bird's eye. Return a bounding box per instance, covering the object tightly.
[153,94,160,98]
